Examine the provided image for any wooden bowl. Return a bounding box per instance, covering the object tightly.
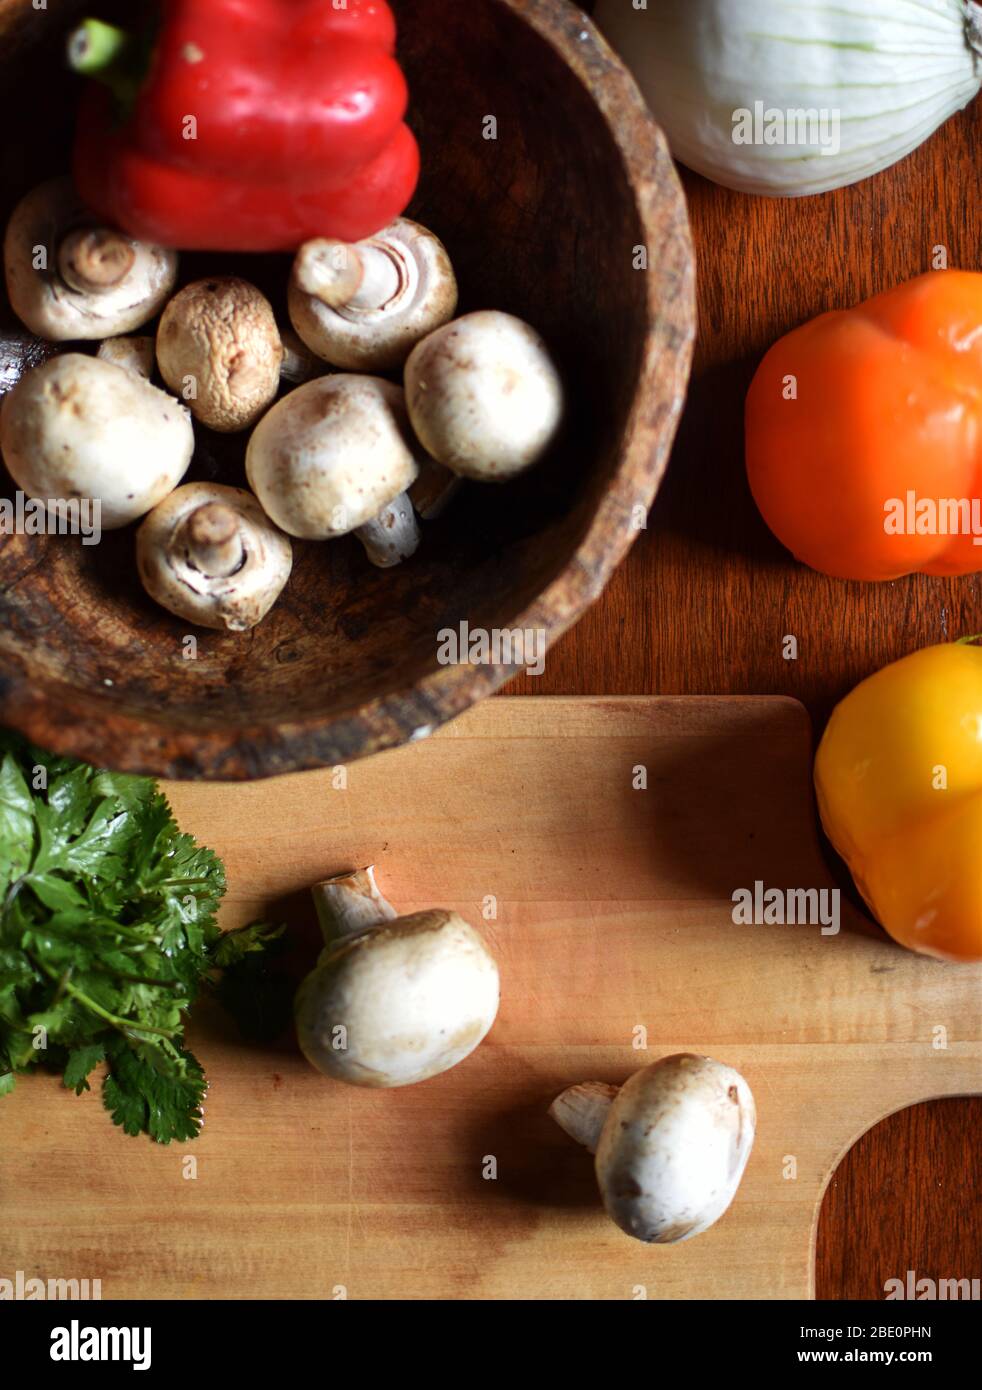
[0,0,694,779]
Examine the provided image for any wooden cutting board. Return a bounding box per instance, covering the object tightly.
[1,697,978,1300]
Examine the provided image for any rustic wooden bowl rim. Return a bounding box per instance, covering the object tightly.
[1,0,695,780]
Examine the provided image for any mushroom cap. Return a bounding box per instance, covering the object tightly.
[156,277,284,433]
[594,1054,756,1244]
[3,177,178,341]
[246,374,420,540]
[97,335,155,379]
[0,353,193,530]
[136,482,293,632]
[289,218,458,373]
[294,910,500,1088]
[405,310,564,481]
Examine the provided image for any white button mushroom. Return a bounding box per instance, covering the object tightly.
[0,353,193,530]
[246,374,423,567]
[550,1054,756,1244]
[136,482,293,632]
[97,335,155,379]
[288,218,458,373]
[405,310,565,481]
[295,866,500,1088]
[156,277,285,433]
[3,178,178,341]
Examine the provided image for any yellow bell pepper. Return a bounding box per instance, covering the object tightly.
[814,641,982,963]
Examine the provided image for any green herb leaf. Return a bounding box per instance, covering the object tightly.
[213,924,292,1043]
[0,730,287,1143]
[103,1038,206,1144]
[211,921,285,969]
[0,751,33,890]
[63,1042,107,1094]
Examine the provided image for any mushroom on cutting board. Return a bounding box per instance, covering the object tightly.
[289,218,458,372]
[3,178,177,341]
[137,482,293,632]
[246,374,424,567]
[294,866,500,1088]
[156,277,287,433]
[550,1054,756,1243]
[0,353,193,529]
[405,310,564,481]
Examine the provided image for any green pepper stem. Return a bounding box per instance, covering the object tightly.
[67,18,144,113]
[67,18,130,75]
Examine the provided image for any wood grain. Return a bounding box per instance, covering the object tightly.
[513,40,982,727]
[0,0,978,1300]
[1,697,978,1300]
[815,1097,982,1301]
[534,6,982,1299]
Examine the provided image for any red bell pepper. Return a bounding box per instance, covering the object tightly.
[69,0,419,252]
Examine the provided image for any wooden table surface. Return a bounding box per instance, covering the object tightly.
[515,3,982,1301]
[5,696,976,1300]
[0,0,977,1301]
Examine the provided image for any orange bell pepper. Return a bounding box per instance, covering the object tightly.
[746,271,982,580]
[814,641,982,963]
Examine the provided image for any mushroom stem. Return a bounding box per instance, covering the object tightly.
[58,227,136,294]
[312,866,398,946]
[279,328,323,385]
[548,1081,619,1154]
[295,238,406,312]
[355,491,421,568]
[409,456,462,521]
[294,240,363,306]
[184,503,246,578]
[347,243,408,311]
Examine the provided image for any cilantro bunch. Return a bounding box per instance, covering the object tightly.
[0,730,283,1142]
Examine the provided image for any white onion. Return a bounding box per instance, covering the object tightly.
[594,0,982,196]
